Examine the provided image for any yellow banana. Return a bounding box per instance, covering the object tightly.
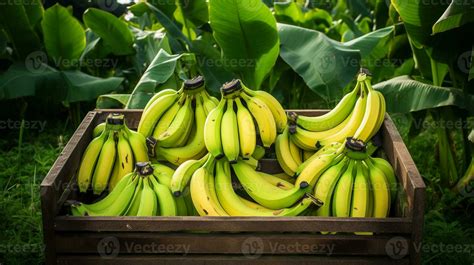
[221,99,240,163]
[275,127,299,176]
[150,175,177,216]
[157,95,194,147]
[204,98,226,159]
[137,178,158,216]
[241,93,277,148]
[109,130,134,190]
[138,92,180,137]
[77,129,108,193]
[235,98,256,158]
[92,131,116,195]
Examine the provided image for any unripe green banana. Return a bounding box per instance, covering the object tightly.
[296,83,359,132]
[252,145,266,160]
[170,154,209,196]
[75,172,134,213]
[71,176,138,216]
[152,96,182,139]
[157,95,194,147]
[351,162,371,217]
[138,92,180,138]
[232,161,307,209]
[313,158,348,217]
[137,178,158,216]
[157,94,208,165]
[200,91,218,115]
[150,175,177,216]
[124,176,144,216]
[143,88,180,114]
[93,122,106,138]
[92,131,117,195]
[257,171,295,190]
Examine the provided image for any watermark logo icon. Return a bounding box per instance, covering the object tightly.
[386,236,409,259]
[458,51,472,74]
[25,51,48,74]
[97,236,120,259]
[241,237,264,259]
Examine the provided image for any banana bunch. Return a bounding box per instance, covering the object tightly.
[204,79,287,162]
[313,139,398,220]
[70,162,192,216]
[170,143,348,216]
[136,76,218,166]
[77,114,149,195]
[288,70,386,150]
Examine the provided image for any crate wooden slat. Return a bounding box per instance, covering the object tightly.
[41,110,425,265]
[56,255,410,265]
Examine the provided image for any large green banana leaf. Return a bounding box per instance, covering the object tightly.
[374,75,474,114]
[278,24,393,100]
[432,0,474,34]
[125,50,183,109]
[391,0,448,48]
[177,0,208,28]
[0,3,41,59]
[83,8,135,56]
[209,0,280,89]
[0,63,123,103]
[41,4,86,69]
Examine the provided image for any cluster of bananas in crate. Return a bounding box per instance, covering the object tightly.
[70,70,397,219]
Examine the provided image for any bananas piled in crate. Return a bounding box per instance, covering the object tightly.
[71,70,398,219]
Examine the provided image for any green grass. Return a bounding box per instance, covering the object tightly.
[0,122,71,265]
[0,115,472,264]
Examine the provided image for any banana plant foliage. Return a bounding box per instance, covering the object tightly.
[278,24,393,100]
[0,63,123,103]
[374,76,474,114]
[209,0,280,90]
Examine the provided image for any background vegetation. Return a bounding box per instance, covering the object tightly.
[0,0,473,264]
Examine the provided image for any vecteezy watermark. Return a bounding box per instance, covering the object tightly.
[386,236,474,260]
[0,243,45,254]
[196,57,256,69]
[386,237,409,260]
[97,237,120,259]
[0,0,44,6]
[97,236,191,259]
[458,50,473,74]
[25,51,120,74]
[460,180,474,198]
[0,119,47,132]
[241,237,264,259]
[241,237,335,259]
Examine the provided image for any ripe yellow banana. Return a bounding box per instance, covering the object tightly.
[275,127,300,176]
[123,125,149,162]
[242,85,287,133]
[332,160,355,217]
[190,164,228,216]
[221,99,240,163]
[364,159,391,218]
[151,96,183,139]
[77,129,108,193]
[92,131,117,195]
[170,154,209,196]
[143,88,181,114]
[241,93,277,148]
[235,98,256,158]
[369,157,397,203]
[204,99,226,159]
[353,80,382,142]
[350,162,371,218]
[109,130,134,190]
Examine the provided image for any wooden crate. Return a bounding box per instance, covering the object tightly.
[40,110,425,265]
